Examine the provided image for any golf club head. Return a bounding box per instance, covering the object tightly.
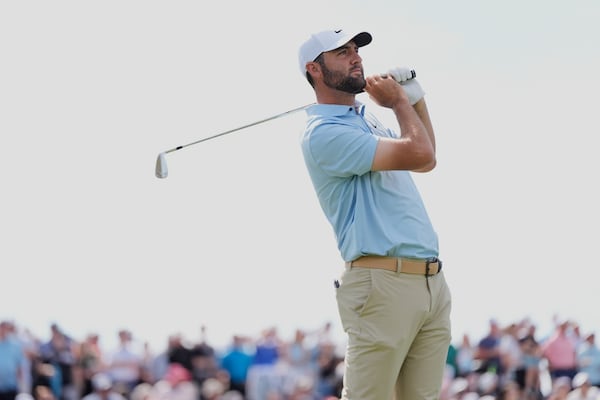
[155,152,168,179]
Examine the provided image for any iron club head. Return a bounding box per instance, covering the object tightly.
[155,152,168,179]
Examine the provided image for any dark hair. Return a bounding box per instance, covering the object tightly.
[306,53,325,88]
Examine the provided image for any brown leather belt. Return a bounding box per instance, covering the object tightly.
[345,256,442,276]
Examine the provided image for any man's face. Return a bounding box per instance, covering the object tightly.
[318,41,366,94]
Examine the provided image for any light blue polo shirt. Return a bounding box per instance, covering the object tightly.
[0,337,24,391]
[300,101,438,262]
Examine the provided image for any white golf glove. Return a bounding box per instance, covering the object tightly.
[387,67,425,105]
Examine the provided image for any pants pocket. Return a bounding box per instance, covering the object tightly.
[336,267,373,337]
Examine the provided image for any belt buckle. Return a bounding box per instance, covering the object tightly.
[425,257,442,276]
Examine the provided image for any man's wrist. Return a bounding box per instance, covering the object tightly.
[391,98,415,114]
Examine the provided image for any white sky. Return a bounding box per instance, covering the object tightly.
[2,0,599,353]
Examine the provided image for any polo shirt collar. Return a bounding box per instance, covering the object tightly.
[307,100,366,117]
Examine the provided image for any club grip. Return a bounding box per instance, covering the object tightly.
[380,69,416,82]
[394,69,416,82]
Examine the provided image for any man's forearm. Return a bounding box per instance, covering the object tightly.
[411,98,436,172]
[413,98,435,151]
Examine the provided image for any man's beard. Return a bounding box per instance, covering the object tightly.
[321,63,366,94]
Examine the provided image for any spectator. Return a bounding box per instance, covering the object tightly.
[567,372,599,400]
[148,335,180,385]
[576,333,600,387]
[477,371,500,397]
[167,334,193,373]
[10,323,38,395]
[200,378,224,400]
[0,320,26,400]
[34,385,57,400]
[245,327,284,400]
[286,329,312,372]
[570,324,585,352]
[541,320,578,380]
[252,327,281,366]
[288,375,318,400]
[162,363,198,400]
[105,329,143,397]
[455,334,476,378]
[313,322,335,348]
[517,331,542,398]
[38,324,77,400]
[75,333,105,397]
[499,323,523,384]
[190,326,218,392]
[445,377,470,400]
[220,391,243,400]
[280,329,314,398]
[81,373,126,400]
[137,342,158,386]
[219,335,253,396]
[128,383,153,400]
[474,319,503,374]
[446,341,458,379]
[547,376,572,400]
[498,380,522,400]
[313,341,343,399]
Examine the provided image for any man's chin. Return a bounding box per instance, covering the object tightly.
[348,87,365,94]
[339,80,366,95]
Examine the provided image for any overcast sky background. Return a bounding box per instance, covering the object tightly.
[2,0,599,353]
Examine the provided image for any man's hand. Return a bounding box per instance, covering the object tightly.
[364,75,409,109]
[387,67,425,105]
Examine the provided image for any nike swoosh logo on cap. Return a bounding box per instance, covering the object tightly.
[334,29,342,33]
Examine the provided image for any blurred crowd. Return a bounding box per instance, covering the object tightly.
[442,316,600,400]
[1,315,600,400]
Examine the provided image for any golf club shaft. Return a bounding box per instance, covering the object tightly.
[155,103,314,178]
[164,103,314,154]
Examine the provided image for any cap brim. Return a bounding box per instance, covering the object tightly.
[351,32,372,48]
[327,31,372,53]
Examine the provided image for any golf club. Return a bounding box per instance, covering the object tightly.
[155,69,416,179]
[155,103,314,179]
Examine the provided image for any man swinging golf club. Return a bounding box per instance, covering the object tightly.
[298,28,452,399]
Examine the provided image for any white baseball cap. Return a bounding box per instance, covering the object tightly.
[573,372,590,388]
[92,373,112,391]
[298,28,372,76]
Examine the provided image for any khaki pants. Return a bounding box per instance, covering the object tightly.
[336,266,452,400]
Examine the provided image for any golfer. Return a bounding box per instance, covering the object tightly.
[298,28,452,399]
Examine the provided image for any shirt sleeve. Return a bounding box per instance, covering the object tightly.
[306,121,378,177]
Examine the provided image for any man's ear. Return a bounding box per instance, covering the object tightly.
[306,62,321,78]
